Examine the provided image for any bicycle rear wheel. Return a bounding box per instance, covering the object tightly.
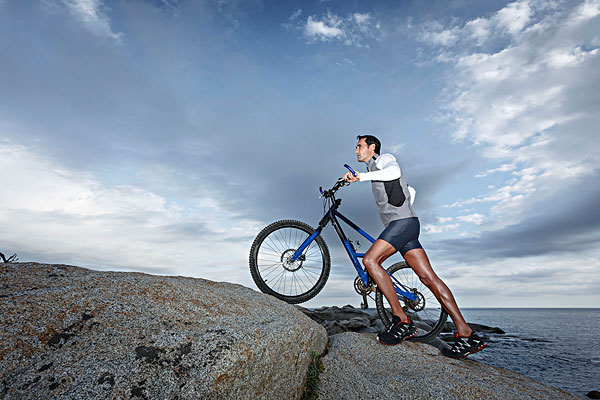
[249,220,331,304]
[375,261,448,342]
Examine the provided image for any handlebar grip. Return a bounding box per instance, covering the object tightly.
[344,164,357,177]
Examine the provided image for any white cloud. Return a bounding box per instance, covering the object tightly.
[544,46,599,68]
[387,143,405,154]
[353,12,371,32]
[495,0,532,36]
[428,29,459,46]
[569,0,600,24]
[466,18,491,43]
[424,0,600,229]
[438,253,600,307]
[304,15,344,40]
[296,11,381,46]
[63,0,122,42]
[456,213,485,225]
[0,142,261,284]
[475,163,516,178]
[420,20,460,47]
[423,223,459,234]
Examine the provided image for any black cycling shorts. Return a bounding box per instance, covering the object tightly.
[378,217,423,256]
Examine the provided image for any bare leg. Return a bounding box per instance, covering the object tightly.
[362,239,410,322]
[403,248,472,337]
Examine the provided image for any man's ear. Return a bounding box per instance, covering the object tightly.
[369,144,377,153]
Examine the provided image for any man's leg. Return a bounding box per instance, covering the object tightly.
[362,239,409,321]
[403,248,472,336]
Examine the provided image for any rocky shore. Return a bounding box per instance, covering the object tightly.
[1,263,583,399]
[297,304,506,351]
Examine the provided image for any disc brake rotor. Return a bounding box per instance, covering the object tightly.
[405,288,426,312]
[281,249,303,272]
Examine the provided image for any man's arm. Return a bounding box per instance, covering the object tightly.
[359,154,401,182]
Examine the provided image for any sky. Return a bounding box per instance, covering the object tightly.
[1,0,599,308]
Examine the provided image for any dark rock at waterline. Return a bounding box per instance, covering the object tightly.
[587,390,600,399]
[296,304,385,335]
[297,305,505,337]
[443,321,505,334]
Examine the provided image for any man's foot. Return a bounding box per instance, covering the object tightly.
[377,316,417,346]
[441,332,487,358]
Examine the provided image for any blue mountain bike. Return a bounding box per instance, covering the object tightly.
[249,165,448,341]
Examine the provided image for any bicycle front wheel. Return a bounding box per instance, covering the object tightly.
[249,220,331,304]
[375,262,448,342]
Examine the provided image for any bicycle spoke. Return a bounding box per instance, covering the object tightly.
[251,221,329,301]
[261,265,284,280]
[300,267,317,287]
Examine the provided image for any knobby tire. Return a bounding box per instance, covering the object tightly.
[375,262,448,342]
[249,220,331,304]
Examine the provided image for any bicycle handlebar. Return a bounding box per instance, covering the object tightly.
[344,164,357,177]
[320,164,356,197]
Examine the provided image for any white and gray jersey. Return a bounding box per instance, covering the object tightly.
[360,153,418,227]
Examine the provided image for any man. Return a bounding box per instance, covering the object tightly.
[343,135,486,358]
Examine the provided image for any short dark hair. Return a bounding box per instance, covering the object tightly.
[357,135,381,154]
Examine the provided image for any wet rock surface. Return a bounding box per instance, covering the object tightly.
[318,332,581,400]
[0,262,328,400]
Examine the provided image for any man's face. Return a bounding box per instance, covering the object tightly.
[355,138,375,162]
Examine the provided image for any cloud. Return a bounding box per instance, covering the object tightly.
[475,163,516,178]
[421,25,460,46]
[63,0,122,41]
[495,0,532,36]
[436,253,600,307]
[466,18,492,43]
[287,10,381,47]
[0,142,261,284]
[423,223,459,234]
[304,14,344,40]
[419,0,600,230]
[434,168,600,260]
[456,213,485,225]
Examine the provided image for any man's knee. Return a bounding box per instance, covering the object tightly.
[362,255,378,272]
[418,274,435,287]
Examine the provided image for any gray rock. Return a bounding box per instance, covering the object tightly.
[587,390,600,399]
[444,321,506,334]
[297,305,382,336]
[318,332,580,400]
[0,262,328,400]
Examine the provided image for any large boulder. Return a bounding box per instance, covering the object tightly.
[318,332,580,400]
[0,263,328,399]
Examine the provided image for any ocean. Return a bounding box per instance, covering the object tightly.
[459,308,600,398]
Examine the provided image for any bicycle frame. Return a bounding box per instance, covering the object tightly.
[292,197,418,302]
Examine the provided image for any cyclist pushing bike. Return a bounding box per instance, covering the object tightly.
[344,135,486,358]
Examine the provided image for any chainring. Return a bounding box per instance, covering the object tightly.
[353,276,374,296]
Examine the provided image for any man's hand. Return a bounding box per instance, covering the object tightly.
[344,171,360,183]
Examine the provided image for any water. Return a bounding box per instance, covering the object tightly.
[459,308,600,397]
